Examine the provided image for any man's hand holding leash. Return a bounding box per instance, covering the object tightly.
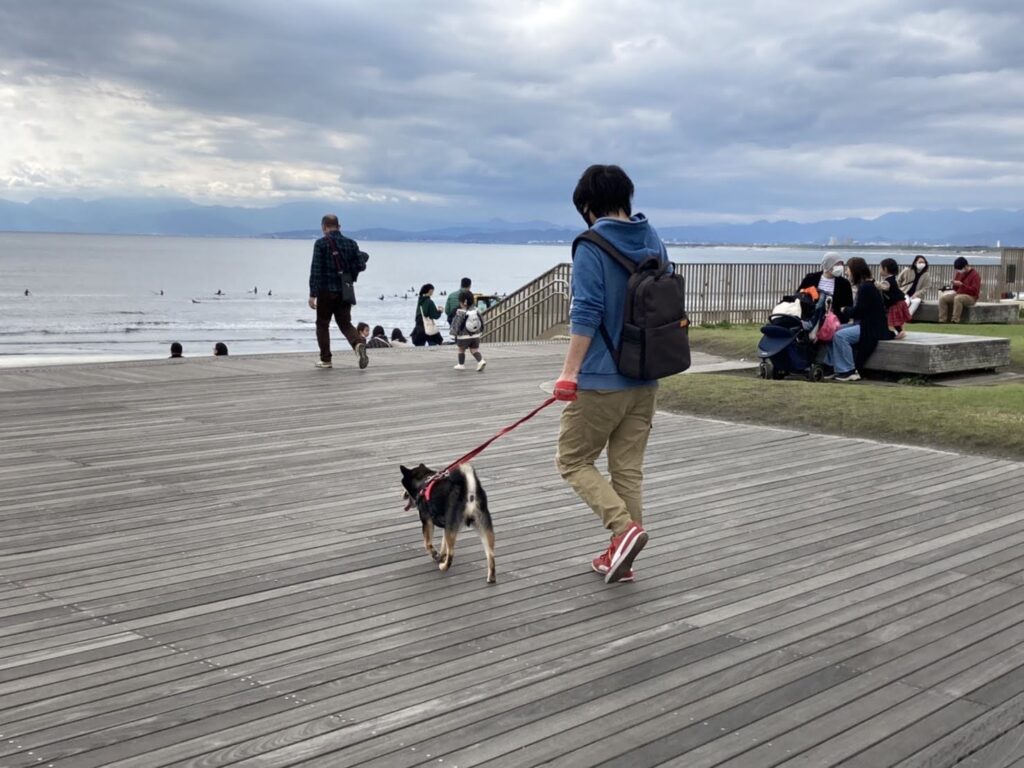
[553,378,578,402]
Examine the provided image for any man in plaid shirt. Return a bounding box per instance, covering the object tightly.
[308,214,369,369]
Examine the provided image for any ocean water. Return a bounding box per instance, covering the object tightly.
[0,232,998,364]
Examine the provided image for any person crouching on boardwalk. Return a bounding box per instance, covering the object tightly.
[450,289,486,371]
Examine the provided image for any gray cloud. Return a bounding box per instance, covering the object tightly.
[1,0,1022,223]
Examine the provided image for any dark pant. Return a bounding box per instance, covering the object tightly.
[316,292,362,361]
[412,326,444,347]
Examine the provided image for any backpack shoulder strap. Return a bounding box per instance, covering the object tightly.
[572,230,638,274]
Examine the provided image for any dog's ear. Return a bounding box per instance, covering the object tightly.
[417,463,428,472]
[400,465,411,478]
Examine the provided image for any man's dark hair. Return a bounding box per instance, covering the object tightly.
[846,257,872,285]
[954,256,969,270]
[391,328,407,342]
[460,277,472,289]
[458,289,474,306]
[357,322,370,333]
[214,342,229,356]
[372,325,386,337]
[879,257,898,275]
[169,342,183,358]
[572,164,634,223]
[321,214,340,230]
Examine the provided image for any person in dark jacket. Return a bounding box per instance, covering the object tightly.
[366,325,391,348]
[799,252,854,315]
[308,214,369,370]
[412,284,444,346]
[824,256,889,381]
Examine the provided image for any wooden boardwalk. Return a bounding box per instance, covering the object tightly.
[1,344,1024,768]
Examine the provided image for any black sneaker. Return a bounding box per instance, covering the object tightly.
[355,343,369,369]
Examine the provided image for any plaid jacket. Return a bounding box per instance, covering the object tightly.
[309,231,362,296]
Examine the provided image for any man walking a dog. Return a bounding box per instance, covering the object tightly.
[308,214,369,370]
[553,165,669,584]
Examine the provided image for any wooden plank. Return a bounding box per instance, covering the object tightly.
[0,345,1022,768]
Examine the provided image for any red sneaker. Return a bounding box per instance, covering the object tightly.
[604,522,648,584]
[591,550,634,582]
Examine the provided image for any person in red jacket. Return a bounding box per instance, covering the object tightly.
[938,256,982,323]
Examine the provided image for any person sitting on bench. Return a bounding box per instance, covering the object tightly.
[938,256,981,323]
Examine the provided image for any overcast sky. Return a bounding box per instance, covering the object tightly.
[1,0,1022,224]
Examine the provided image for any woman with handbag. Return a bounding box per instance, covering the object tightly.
[412,284,445,346]
[823,257,890,382]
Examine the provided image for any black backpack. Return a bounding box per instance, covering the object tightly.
[572,230,690,380]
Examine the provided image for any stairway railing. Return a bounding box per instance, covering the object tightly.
[481,264,571,343]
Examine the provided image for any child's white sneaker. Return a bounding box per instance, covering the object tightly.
[476,359,487,372]
[453,363,466,370]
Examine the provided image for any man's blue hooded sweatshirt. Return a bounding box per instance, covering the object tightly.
[570,213,670,391]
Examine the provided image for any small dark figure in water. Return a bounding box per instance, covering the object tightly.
[216,289,223,296]
[268,290,272,296]
[159,289,164,296]
[379,294,384,301]
[169,342,183,358]
[254,285,258,294]
[213,342,229,356]
[24,289,30,296]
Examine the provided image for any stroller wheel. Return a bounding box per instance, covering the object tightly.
[759,360,773,380]
[808,364,825,383]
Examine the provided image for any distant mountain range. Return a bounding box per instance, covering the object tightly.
[1,196,1022,246]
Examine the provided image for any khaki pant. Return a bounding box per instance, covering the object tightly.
[938,292,976,323]
[555,387,657,536]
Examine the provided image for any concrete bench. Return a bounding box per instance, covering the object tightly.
[915,300,1019,324]
[866,331,1011,376]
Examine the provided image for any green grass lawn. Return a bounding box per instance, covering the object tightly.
[666,321,1024,459]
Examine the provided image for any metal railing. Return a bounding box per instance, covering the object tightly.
[480,262,1004,341]
[481,264,571,343]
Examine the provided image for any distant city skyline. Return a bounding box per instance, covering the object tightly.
[2,1,1023,226]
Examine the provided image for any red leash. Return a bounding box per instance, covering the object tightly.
[418,396,557,502]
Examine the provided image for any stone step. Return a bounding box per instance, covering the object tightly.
[915,300,1019,324]
[866,331,1011,375]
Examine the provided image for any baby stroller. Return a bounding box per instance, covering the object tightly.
[757,291,830,382]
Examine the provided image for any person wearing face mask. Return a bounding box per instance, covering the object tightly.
[896,255,930,318]
[798,252,854,314]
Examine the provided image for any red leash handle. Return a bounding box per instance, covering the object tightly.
[420,396,557,501]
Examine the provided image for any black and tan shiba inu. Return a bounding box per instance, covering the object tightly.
[400,463,496,583]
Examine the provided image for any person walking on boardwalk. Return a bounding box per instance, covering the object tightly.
[308,214,369,370]
[450,289,486,371]
[446,277,472,323]
[553,164,669,584]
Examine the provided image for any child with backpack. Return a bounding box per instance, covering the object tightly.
[450,289,486,371]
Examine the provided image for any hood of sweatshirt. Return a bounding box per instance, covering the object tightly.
[590,214,667,265]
